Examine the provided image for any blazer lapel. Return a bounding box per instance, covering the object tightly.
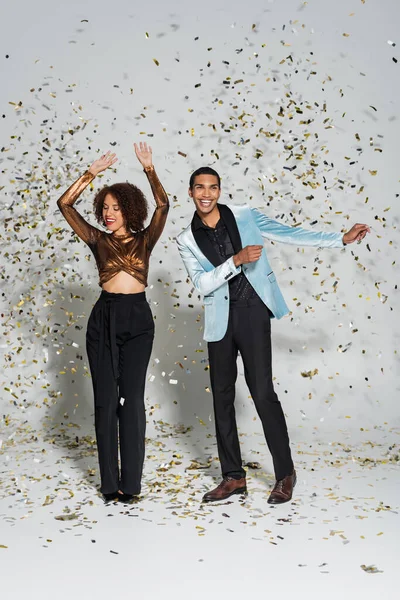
[190,204,243,267]
[219,204,243,253]
[191,219,223,267]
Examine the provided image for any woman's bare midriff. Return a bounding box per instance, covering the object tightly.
[102,271,145,294]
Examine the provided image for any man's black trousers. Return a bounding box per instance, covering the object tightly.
[208,296,294,481]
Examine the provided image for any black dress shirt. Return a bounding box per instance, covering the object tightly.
[192,212,257,303]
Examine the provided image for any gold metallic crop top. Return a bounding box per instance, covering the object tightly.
[57,166,169,287]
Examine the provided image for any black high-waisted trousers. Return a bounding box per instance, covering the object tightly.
[86,291,154,495]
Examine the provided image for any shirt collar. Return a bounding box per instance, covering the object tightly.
[192,211,224,231]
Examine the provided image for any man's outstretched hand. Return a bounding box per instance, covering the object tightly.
[233,245,263,267]
[343,223,371,245]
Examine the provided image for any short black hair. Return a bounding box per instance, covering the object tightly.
[189,167,221,189]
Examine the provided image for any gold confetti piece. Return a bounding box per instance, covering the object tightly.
[369,170,378,176]
[54,513,80,521]
[42,495,54,506]
[0,545,8,549]
[343,33,350,37]
[301,368,319,378]
[186,459,211,470]
[178,151,187,157]
[145,32,150,38]
[361,564,383,574]
[153,58,159,66]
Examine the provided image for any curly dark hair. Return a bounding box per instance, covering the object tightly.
[93,183,148,232]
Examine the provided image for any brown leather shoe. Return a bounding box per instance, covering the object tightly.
[202,476,247,503]
[267,470,297,505]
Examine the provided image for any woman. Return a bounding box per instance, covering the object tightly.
[57,143,169,503]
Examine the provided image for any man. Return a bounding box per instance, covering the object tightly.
[176,167,370,504]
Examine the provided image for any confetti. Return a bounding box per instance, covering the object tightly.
[301,369,319,379]
[360,564,383,574]
[0,7,397,582]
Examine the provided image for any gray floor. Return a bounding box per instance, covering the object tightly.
[1,419,398,598]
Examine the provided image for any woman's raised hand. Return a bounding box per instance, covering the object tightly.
[134,142,153,169]
[89,151,118,176]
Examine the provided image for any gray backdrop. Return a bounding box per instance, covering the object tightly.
[1,0,399,451]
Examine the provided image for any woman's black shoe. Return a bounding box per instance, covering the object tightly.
[117,492,139,503]
[103,491,118,503]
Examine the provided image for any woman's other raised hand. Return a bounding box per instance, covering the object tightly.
[134,142,153,169]
[89,151,118,177]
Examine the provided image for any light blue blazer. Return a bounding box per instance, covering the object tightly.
[176,204,344,342]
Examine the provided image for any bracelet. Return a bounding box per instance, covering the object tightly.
[143,165,155,173]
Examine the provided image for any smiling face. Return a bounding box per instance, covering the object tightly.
[102,193,126,234]
[189,174,221,219]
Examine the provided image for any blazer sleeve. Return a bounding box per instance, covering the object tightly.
[251,208,345,248]
[176,236,241,296]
